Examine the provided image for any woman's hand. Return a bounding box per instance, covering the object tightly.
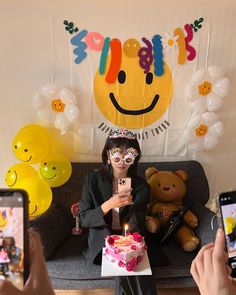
[101,189,133,215]
[0,230,55,295]
[191,228,236,295]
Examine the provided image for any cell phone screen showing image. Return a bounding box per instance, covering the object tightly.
[0,190,28,289]
[219,191,236,277]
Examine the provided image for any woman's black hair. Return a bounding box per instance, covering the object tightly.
[100,135,141,181]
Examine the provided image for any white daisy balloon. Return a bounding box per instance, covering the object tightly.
[33,84,79,135]
[182,112,224,151]
[185,66,230,112]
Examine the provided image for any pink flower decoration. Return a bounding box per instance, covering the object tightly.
[126,232,131,236]
[126,257,137,272]
[133,232,142,242]
[107,237,115,245]
[118,261,125,268]
[131,245,137,250]
[113,236,119,240]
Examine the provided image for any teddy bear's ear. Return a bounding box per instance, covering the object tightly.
[175,170,188,182]
[145,167,159,179]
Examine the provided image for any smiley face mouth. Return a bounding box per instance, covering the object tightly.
[39,168,56,180]
[22,155,32,162]
[8,170,17,187]
[109,93,160,115]
[29,205,38,216]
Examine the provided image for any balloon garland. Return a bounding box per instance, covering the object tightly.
[183,66,230,152]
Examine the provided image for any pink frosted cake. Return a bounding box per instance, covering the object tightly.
[104,232,147,271]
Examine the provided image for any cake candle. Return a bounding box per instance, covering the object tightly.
[124,224,129,237]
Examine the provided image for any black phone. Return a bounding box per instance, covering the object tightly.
[218,190,236,278]
[0,189,29,289]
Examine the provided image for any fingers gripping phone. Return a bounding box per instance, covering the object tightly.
[117,177,131,194]
[0,189,29,289]
[218,190,236,278]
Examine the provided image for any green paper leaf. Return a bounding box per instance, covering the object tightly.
[63,20,68,25]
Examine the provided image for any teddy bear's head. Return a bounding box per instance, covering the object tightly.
[145,167,188,202]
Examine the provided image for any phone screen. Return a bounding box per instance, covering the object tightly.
[0,189,29,289]
[219,190,236,277]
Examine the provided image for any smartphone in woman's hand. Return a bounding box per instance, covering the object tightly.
[117,177,131,194]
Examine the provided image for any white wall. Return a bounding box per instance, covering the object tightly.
[0,0,236,210]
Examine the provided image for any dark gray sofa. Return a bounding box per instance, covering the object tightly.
[30,160,217,289]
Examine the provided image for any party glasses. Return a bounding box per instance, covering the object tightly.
[108,147,138,165]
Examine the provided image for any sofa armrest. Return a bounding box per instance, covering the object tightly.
[191,202,217,246]
[30,203,72,260]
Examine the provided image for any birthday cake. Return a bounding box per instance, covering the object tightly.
[104,232,147,271]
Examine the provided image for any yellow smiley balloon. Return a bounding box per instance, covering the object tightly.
[94,54,173,129]
[0,211,8,229]
[16,177,52,219]
[12,124,53,164]
[38,153,72,187]
[5,163,37,187]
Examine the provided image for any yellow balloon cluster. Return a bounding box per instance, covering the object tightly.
[5,124,72,219]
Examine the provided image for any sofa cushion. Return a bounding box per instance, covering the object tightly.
[30,203,72,260]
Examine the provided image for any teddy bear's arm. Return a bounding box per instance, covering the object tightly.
[183,210,198,228]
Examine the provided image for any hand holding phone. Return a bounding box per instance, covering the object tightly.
[218,190,236,278]
[0,189,29,289]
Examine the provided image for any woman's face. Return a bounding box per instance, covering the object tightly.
[108,147,138,177]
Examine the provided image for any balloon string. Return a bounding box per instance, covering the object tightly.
[50,15,57,84]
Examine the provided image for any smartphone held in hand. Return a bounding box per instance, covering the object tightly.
[117,177,131,194]
[0,189,29,289]
[218,190,236,278]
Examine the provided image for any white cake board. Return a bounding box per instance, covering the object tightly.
[101,248,152,277]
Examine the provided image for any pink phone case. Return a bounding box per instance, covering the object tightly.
[117,177,131,194]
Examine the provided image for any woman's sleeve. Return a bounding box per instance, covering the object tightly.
[79,174,107,229]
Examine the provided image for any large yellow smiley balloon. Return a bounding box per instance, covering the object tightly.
[16,177,52,219]
[94,53,173,129]
[5,163,37,187]
[12,124,53,164]
[38,153,72,187]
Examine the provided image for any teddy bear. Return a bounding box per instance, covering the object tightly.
[145,167,200,252]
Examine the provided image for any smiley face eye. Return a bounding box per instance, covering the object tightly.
[24,149,28,152]
[118,70,126,84]
[146,72,153,85]
[52,167,56,170]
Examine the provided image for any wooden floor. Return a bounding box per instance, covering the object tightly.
[55,287,200,295]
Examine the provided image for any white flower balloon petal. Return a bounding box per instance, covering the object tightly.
[213,78,230,97]
[41,83,57,97]
[191,68,207,84]
[208,66,224,82]
[208,121,224,137]
[64,105,79,123]
[207,93,223,112]
[204,134,219,150]
[59,88,77,104]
